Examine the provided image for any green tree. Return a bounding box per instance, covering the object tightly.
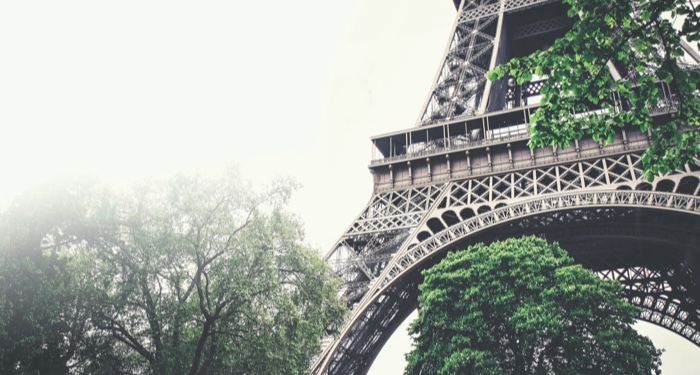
[0,181,96,375]
[488,0,700,179]
[405,236,662,375]
[0,172,346,375]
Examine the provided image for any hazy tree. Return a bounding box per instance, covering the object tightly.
[0,172,345,375]
[0,181,96,374]
[406,236,662,375]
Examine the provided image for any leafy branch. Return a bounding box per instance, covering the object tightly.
[489,0,700,179]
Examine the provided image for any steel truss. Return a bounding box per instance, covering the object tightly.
[316,190,700,374]
[459,0,556,23]
[314,0,700,373]
[600,266,700,344]
[319,150,700,375]
[326,151,698,303]
[419,0,556,123]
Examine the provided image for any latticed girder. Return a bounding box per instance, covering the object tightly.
[459,0,557,23]
[324,184,446,304]
[313,0,700,372]
[420,13,497,123]
[325,149,699,310]
[419,0,558,124]
[600,266,700,345]
[375,190,700,291]
[344,185,445,235]
[317,189,700,373]
[411,153,658,241]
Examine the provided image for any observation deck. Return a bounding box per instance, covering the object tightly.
[369,82,680,192]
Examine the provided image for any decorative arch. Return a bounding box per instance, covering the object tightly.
[441,210,461,227]
[316,191,700,374]
[656,179,676,192]
[375,191,698,293]
[677,176,699,195]
[459,207,476,219]
[416,231,431,242]
[426,217,445,233]
[636,182,653,190]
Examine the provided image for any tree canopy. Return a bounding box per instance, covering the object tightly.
[0,172,345,375]
[405,236,662,375]
[489,0,700,179]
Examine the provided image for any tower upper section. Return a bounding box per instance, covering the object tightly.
[419,0,569,125]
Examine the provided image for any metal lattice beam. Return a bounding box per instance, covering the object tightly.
[312,1,700,373]
[315,190,700,374]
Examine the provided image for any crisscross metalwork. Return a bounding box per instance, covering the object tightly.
[313,0,700,373]
[316,190,700,374]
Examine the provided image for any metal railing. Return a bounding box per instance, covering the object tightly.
[370,129,531,166]
[370,97,681,166]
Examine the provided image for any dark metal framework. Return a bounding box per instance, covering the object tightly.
[313,1,700,373]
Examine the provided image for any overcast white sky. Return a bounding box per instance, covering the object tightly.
[1,0,698,373]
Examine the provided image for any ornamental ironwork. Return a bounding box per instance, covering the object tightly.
[313,0,700,373]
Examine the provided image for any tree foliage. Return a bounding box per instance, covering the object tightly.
[489,0,700,179]
[0,172,345,375]
[405,236,662,375]
[0,182,95,375]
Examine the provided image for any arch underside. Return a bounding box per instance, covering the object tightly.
[325,205,700,375]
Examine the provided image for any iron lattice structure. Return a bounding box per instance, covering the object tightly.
[313,1,700,374]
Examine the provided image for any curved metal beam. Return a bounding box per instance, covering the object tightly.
[375,191,698,294]
[315,190,699,374]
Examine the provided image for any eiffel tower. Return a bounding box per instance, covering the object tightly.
[313,1,700,373]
